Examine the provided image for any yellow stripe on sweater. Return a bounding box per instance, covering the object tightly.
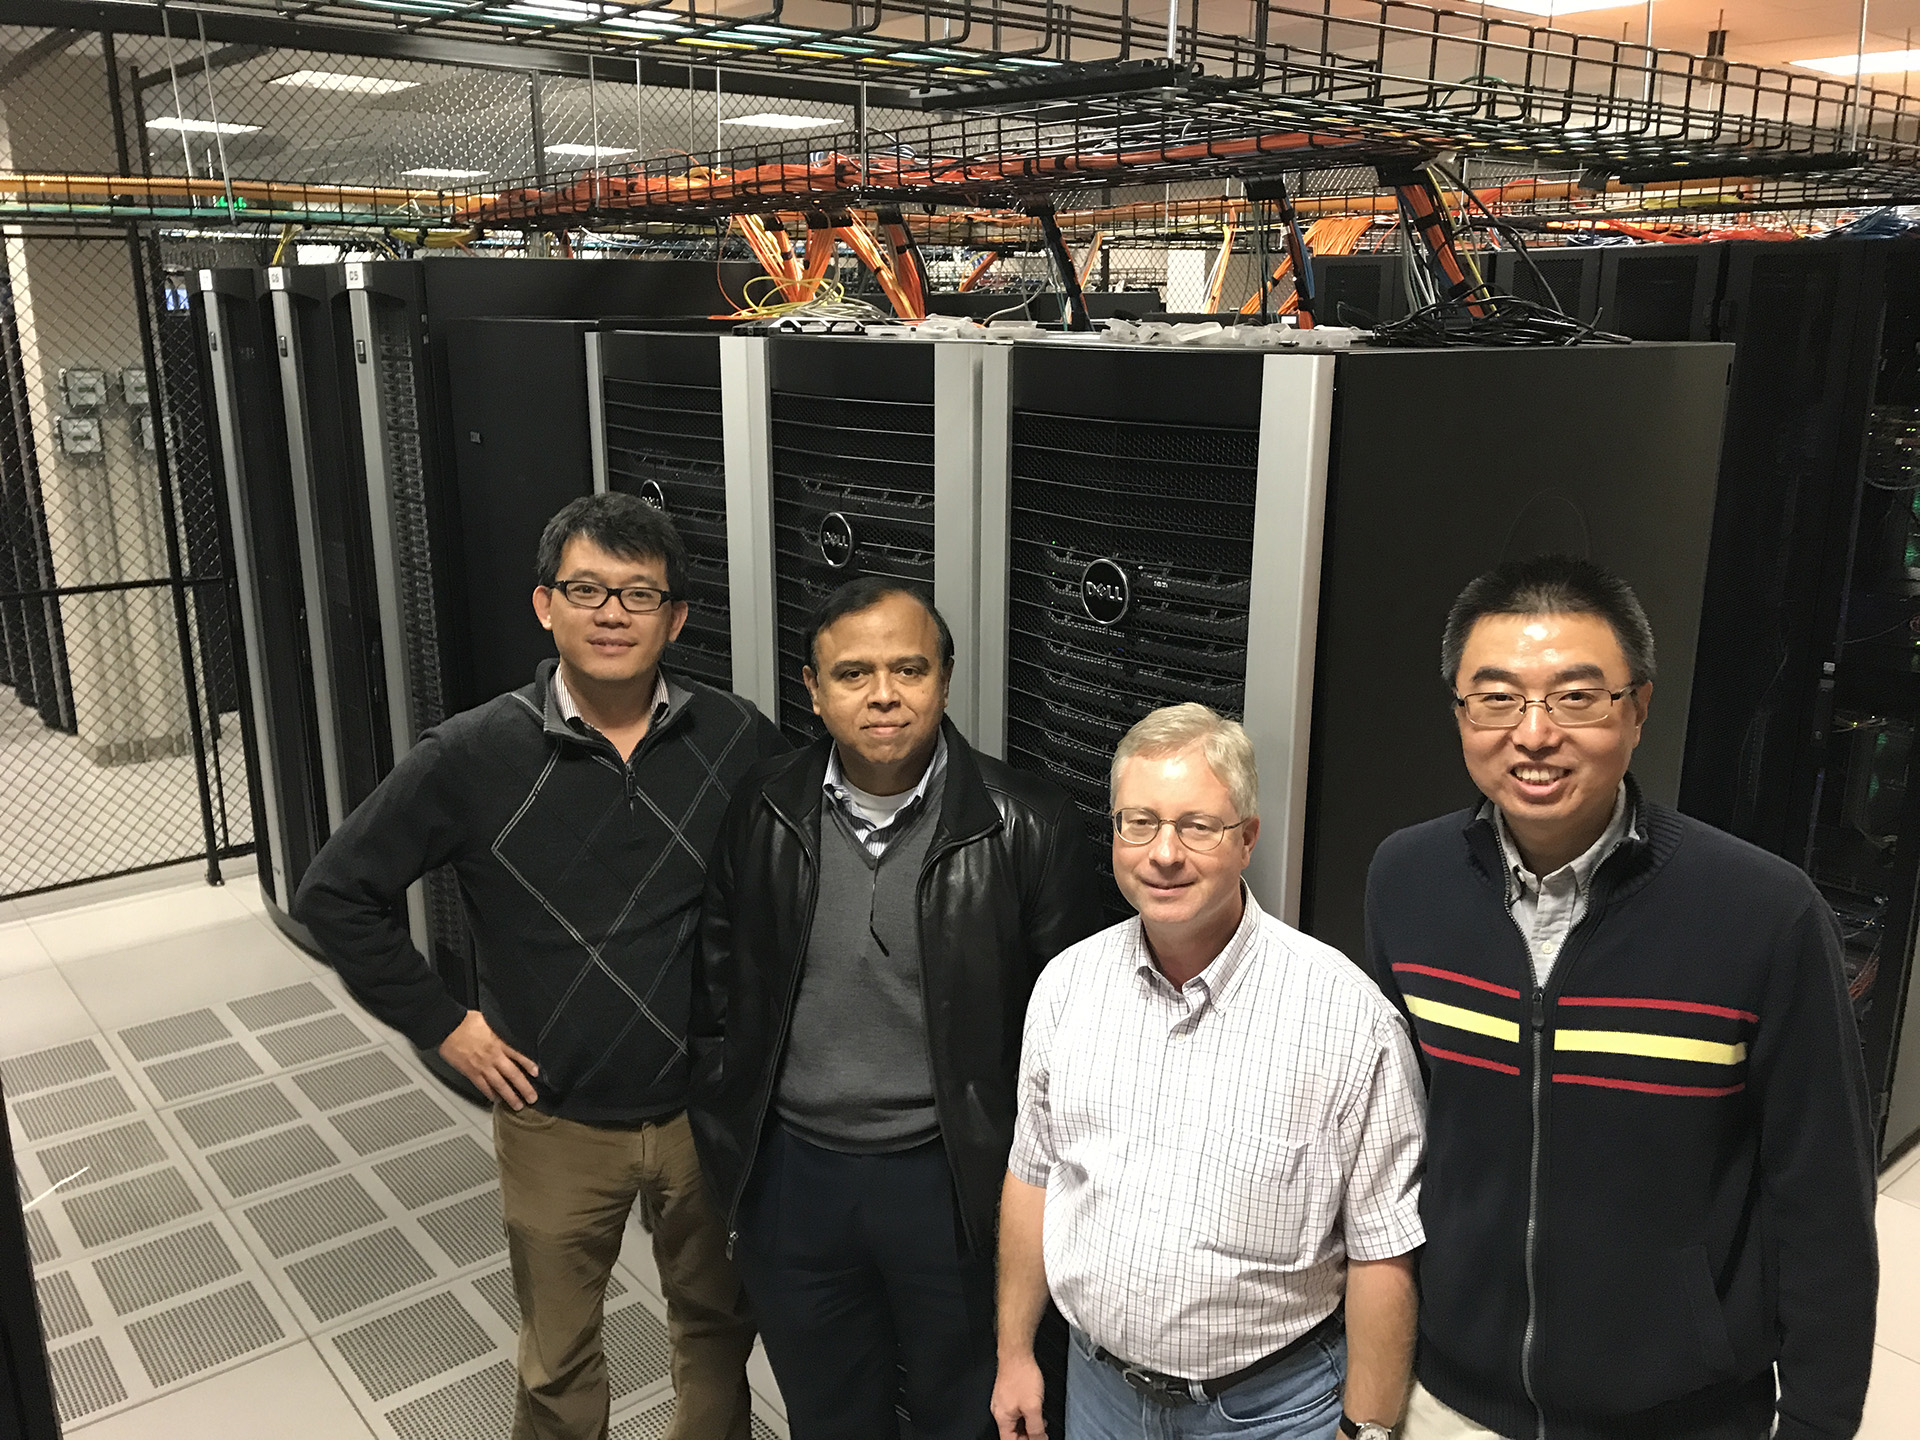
[1405,995,1520,1044]
[1555,1029,1747,1066]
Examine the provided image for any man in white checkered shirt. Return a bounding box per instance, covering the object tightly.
[991,703,1427,1440]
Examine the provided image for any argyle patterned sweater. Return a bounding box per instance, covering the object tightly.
[296,661,785,1126]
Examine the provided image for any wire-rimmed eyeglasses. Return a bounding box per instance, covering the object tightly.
[1453,686,1633,729]
[1111,808,1249,852]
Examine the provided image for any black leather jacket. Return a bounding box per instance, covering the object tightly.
[689,719,1106,1254]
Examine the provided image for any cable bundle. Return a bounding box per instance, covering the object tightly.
[1359,291,1629,347]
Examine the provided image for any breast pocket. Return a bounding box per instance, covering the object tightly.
[1196,1129,1326,1267]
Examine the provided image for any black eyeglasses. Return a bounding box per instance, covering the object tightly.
[547,579,678,615]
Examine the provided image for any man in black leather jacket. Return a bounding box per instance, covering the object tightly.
[691,576,1104,1440]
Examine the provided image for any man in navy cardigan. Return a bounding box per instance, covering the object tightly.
[1365,554,1876,1440]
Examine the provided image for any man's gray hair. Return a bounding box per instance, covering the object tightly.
[1109,703,1259,820]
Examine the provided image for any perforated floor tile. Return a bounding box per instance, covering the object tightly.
[331,1290,494,1401]
[174,1082,301,1150]
[384,1357,516,1440]
[245,1173,390,1259]
[120,1009,231,1062]
[258,1013,371,1067]
[65,1168,202,1248]
[14,1075,135,1140]
[205,1125,341,1199]
[371,1134,497,1211]
[230,982,333,1031]
[2,1037,108,1095]
[124,1280,284,1387]
[36,1117,165,1191]
[285,1227,437,1323]
[94,1220,242,1316]
[605,1302,672,1400]
[146,1042,263,1103]
[34,1269,90,1340]
[46,1334,127,1423]
[25,1208,58,1266]
[417,1189,505,1269]
[331,1091,456,1157]
[293,1050,410,1112]
[611,1401,674,1440]
[469,1265,624,1331]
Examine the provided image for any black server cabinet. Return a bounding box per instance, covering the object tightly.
[766,336,939,744]
[1596,242,1724,341]
[981,340,1730,957]
[1490,247,1603,325]
[1311,253,1406,325]
[197,269,328,938]
[595,330,735,691]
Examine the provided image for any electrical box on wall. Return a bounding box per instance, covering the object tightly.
[121,367,150,407]
[60,367,107,410]
[56,415,102,455]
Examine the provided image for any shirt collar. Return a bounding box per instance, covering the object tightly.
[1131,882,1265,1009]
[1488,781,1638,901]
[551,666,670,736]
[824,732,948,818]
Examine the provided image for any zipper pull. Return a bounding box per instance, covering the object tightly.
[1531,989,1546,1032]
[625,766,636,811]
[726,1230,737,1260]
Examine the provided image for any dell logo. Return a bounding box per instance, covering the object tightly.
[819,511,856,570]
[1081,558,1132,627]
[638,479,667,513]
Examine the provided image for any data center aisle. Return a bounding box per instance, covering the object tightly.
[0,864,789,1439]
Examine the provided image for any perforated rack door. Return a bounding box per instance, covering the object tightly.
[599,331,733,693]
[767,338,937,746]
[1001,347,1266,921]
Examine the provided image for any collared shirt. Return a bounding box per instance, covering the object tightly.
[1490,782,1639,987]
[551,667,670,745]
[823,734,947,859]
[1009,889,1427,1381]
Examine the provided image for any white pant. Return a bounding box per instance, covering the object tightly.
[1398,1381,1507,1440]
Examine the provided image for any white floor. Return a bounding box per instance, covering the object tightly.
[1,861,788,1438]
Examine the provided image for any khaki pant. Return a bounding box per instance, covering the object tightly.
[1399,1381,1508,1440]
[494,1104,756,1440]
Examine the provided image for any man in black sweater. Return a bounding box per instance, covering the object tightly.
[1365,555,1876,1440]
[296,494,784,1440]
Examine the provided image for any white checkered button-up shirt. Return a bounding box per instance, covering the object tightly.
[1010,889,1427,1380]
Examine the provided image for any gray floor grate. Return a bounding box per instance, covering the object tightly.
[36,1119,165,1192]
[417,1188,506,1269]
[470,1266,623,1332]
[257,1014,370,1068]
[14,1075,135,1141]
[94,1220,241,1316]
[2,1038,108,1096]
[230,983,333,1032]
[331,1091,455,1157]
[66,1168,202,1249]
[244,1173,389,1259]
[46,1335,126,1423]
[124,1281,283,1388]
[372,1135,497,1211]
[284,1226,436,1323]
[291,1050,409,1112]
[610,1401,674,1440]
[331,1290,494,1402]
[205,1125,340,1199]
[605,1302,673,1400]
[146,1043,263,1103]
[120,1009,230,1063]
[34,1269,90,1340]
[384,1357,517,1440]
[25,1208,58,1266]
[174,1082,301,1151]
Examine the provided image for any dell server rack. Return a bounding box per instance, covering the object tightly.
[976,339,1731,956]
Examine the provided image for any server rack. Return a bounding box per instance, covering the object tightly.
[1596,242,1723,341]
[976,339,1731,955]
[1311,253,1407,325]
[1489,247,1603,325]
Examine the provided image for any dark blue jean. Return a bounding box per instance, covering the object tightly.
[1066,1324,1347,1440]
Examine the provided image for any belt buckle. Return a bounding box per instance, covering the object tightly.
[1119,1364,1187,1407]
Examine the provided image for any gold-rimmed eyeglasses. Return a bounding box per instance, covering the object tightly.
[1111,808,1248,852]
[1453,685,1633,729]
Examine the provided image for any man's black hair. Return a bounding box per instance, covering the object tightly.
[535,492,689,599]
[1441,554,1656,688]
[805,576,955,671]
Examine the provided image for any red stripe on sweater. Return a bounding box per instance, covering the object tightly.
[1557,995,1759,1024]
[1554,1073,1746,1098]
[1420,1041,1521,1076]
[1393,963,1522,1000]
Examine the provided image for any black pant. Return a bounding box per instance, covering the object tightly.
[735,1127,1062,1440]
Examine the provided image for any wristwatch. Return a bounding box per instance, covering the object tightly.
[1338,1418,1393,1440]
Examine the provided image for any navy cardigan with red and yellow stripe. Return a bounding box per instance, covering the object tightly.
[1364,780,1876,1440]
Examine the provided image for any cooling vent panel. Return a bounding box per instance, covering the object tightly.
[1004,409,1261,920]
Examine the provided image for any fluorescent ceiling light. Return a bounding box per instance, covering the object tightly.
[1483,1,1646,15]
[720,113,837,131]
[403,167,489,178]
[270,69,420,94]
[545,143,634,157]
[1795,48,1920,75]
[145,116,261,135]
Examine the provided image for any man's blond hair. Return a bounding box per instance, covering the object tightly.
[1109,703,1259,820]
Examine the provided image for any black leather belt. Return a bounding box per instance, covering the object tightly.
[1088,1308,1343,1407]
